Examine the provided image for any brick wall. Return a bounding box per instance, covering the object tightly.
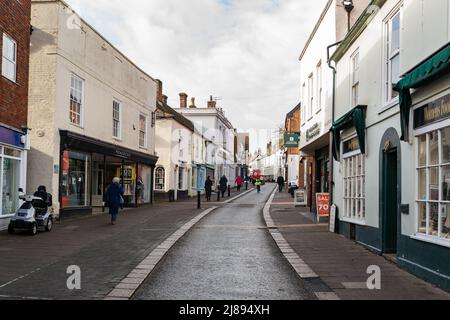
[0,0,32,130]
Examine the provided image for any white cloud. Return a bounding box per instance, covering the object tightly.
[66,0,328,151]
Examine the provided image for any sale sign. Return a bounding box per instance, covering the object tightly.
[316,193,331,217]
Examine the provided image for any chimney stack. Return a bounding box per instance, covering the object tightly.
[207,95,217,109]
[179,93,188,108]
[189,97,196,108]
[156,79,163,103]
[162,95,168,106]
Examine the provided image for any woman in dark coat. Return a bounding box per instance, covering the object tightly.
[106,177,124,225]
[219,175,228,198]
[205,176,213,202]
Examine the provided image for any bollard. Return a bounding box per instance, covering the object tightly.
[217,185,221,201]
[197,191,201,209]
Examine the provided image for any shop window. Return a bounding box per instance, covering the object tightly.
[2,33,17,82]
[385,10,401,103]
[61,151,91,208]
[155,167,165,190]
[416,128,450,240]
[70,74,84,126]
[1,149,21,216]
[342,137,366,222]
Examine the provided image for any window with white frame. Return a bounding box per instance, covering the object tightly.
[112,100,121,139]
[316,61,322,112]
[308,74,314,118]
[2,34,17,82]
[351,50,360,107]
[70,74,84,126]
[139,114,147,148]
[416,128,450,240]
[155,167,165,190]
[342,136,366,222]
[301,83,306,123]
[385,10,400,103]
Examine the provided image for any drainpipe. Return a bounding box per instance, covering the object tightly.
[327,40,342,228]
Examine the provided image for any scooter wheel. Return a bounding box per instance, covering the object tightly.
[8,224,14,235]
[29,223,38,236]
[45,218,53,232]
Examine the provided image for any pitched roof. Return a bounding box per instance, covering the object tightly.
[156,101,195,132]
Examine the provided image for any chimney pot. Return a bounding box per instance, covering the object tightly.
[190,97,196,108]
[179,93,188,108]
[162,95,168,106]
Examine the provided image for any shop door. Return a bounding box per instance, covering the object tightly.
[382,149,398,254]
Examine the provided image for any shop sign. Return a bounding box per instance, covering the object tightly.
[343,137,360,154]
[0,125,25,148]
[306,123,321,142]
[115,149,131,159]
[414,93,450,129]
[316,193,330,219]
[284,133,300,148]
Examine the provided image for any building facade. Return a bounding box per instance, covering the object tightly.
[175,95,237,188]
[28,0,158,218]
[154,87,207,201]
[0,0,32,230]
[283,104,301,187]
[331,0,450,291]
[299,0,370,213]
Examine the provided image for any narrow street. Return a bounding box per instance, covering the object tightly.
[133,185,315,300]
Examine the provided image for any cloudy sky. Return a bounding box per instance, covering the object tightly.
[66,0,328,152]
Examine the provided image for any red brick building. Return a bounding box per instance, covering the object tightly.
[0,0,31,227]
[284,104,301,186]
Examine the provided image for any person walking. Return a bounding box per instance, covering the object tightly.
[277,176,285,192]
[106,177,124,225]
[235,175,243,192]
[255,178,262,193]
[205,176,213,202]
[219,175,228,198]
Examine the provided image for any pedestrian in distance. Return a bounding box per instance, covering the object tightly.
[255,178,262,193]
[205,176,213,202]
[105,177,124,225]
[235,175,243,192]
[219,175,228,198]
[277,176,285,193]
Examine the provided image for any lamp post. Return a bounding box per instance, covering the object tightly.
[342,0,354,32]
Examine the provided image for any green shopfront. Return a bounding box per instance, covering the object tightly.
[59,131,158,218]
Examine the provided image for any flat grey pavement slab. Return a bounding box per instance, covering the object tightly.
[133,185,316,300]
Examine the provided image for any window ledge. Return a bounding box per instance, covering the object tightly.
[340,217,366,226]
[410,234,450,248]
[113,137,122,142]
[378,99,399,115]
[70,123,84,130]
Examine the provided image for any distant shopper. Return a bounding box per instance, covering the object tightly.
[219,175,228,198]
[277,176,285,192]
[205,176,213,202]
[235,175,243,192]
[106,177,124,225]
[255,178,262,193]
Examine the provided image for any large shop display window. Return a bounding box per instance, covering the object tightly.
[1,146,21,216]
[417,128,450,240]
[342,137,366,222]
[61,150,91,208]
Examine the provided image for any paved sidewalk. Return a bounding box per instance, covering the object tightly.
[0,189,250,300]
[269,191,450,300]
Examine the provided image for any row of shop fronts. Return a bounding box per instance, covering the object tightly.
[0,125,28,230]
[58,131,158,217]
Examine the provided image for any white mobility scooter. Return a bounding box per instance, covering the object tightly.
[8,186,54,236]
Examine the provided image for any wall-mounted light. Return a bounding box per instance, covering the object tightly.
[342,0,354,32]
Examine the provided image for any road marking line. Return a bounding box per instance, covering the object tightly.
[222,188,255,204]
[342,282,368,289]
[0,268,42,289]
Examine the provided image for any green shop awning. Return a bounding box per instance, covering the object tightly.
[394,43,450,141]
[331,105,367,161]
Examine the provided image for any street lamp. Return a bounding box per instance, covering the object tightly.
[342,0,354,32]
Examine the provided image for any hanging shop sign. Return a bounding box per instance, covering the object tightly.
[284,133,300,148]
[306,123,321,142]
[414,93,450,129]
